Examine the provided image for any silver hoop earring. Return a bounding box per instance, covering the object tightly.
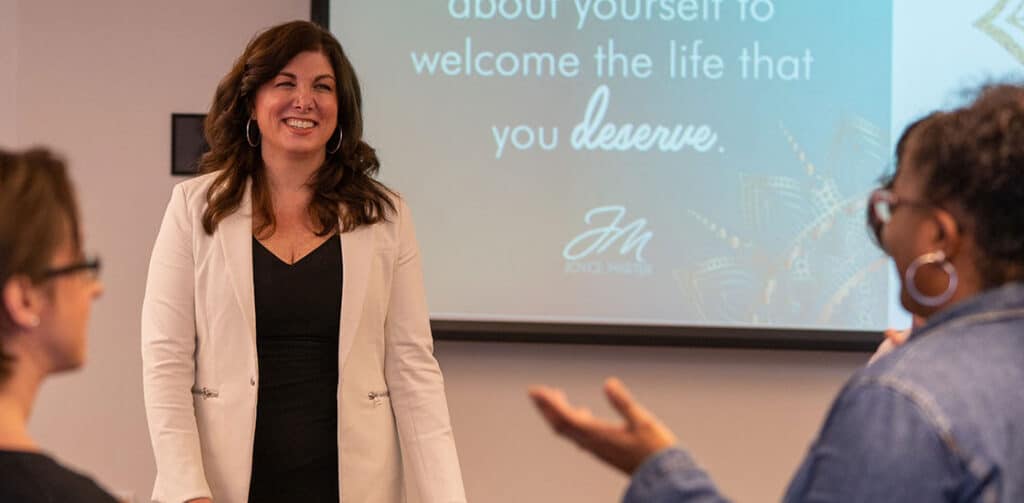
[905,250,958,307]
[328,129,343,154]
[246,118,260,147]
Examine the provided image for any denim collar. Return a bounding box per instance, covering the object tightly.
[910,281,1024,341]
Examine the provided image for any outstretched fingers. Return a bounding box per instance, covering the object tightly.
[604,377,652,428]
[529,386,618,442]
[528,386,574,433]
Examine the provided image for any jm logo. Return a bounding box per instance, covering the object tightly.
[563,206,653,262]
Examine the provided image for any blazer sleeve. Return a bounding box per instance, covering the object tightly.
[141,183,212,502]
[383,198,467,503]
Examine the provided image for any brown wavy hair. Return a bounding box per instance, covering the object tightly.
[0,147,81,381]
[200,20,395,237]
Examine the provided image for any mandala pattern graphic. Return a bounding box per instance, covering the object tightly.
[673,117,889,329]
[977,0,1024,65]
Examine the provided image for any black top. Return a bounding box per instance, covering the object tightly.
[249,235,343,502]
[0,450,119,502]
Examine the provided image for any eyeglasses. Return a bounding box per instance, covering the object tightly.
[41,255,102,282]
[867,189,933,245]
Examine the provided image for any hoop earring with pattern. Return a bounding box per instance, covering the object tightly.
[905,250,958,307]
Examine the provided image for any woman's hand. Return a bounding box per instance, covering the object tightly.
[869,327,911,363]
[528,377,677,474]
[868,315,925,364]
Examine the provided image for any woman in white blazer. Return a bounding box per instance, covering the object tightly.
[142,21,465,503]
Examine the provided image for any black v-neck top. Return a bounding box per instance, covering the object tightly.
[249,234,342,501]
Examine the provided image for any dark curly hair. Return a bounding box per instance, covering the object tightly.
[200,20,395,237]
[898,83,1024,287]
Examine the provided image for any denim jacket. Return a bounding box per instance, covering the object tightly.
[625,282,1024,502]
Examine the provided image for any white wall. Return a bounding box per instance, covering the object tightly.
[4,1,869,501]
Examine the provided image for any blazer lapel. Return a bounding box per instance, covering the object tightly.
[215,180,370,367]
[218,181,257,343]
[339,222,373,372]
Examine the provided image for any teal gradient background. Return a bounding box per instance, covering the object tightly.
[329,1,1014,333]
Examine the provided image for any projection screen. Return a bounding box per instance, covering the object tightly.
[317,0,1023,348]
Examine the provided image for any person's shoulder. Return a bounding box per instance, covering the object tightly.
[173,171,221,200]
[360,190,411,245]
[371,189,409,227]
[0,451,118,503]
[844,328,993,420]
[850,337,934,390]
[161,172,225,220]
[839,341,941,414]
[867,321,1004,380]
[0,449,59,476]
[381,188,407,211]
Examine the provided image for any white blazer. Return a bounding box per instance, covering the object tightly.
[141,173,466,503]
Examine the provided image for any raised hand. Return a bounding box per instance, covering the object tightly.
[529,377,676,474]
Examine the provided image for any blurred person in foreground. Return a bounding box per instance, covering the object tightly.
[530,84,1024,502]
[0,148,112,502]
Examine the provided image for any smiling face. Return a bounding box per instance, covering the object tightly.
[252,50,339,160]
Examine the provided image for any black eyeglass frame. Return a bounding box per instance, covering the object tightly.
[40,256,102,280]
[867,188,936,246]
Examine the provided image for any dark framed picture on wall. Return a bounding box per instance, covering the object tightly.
[171,113,208,176]
[311,0,328,27]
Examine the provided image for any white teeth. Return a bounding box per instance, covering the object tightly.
[285,118,315,129]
